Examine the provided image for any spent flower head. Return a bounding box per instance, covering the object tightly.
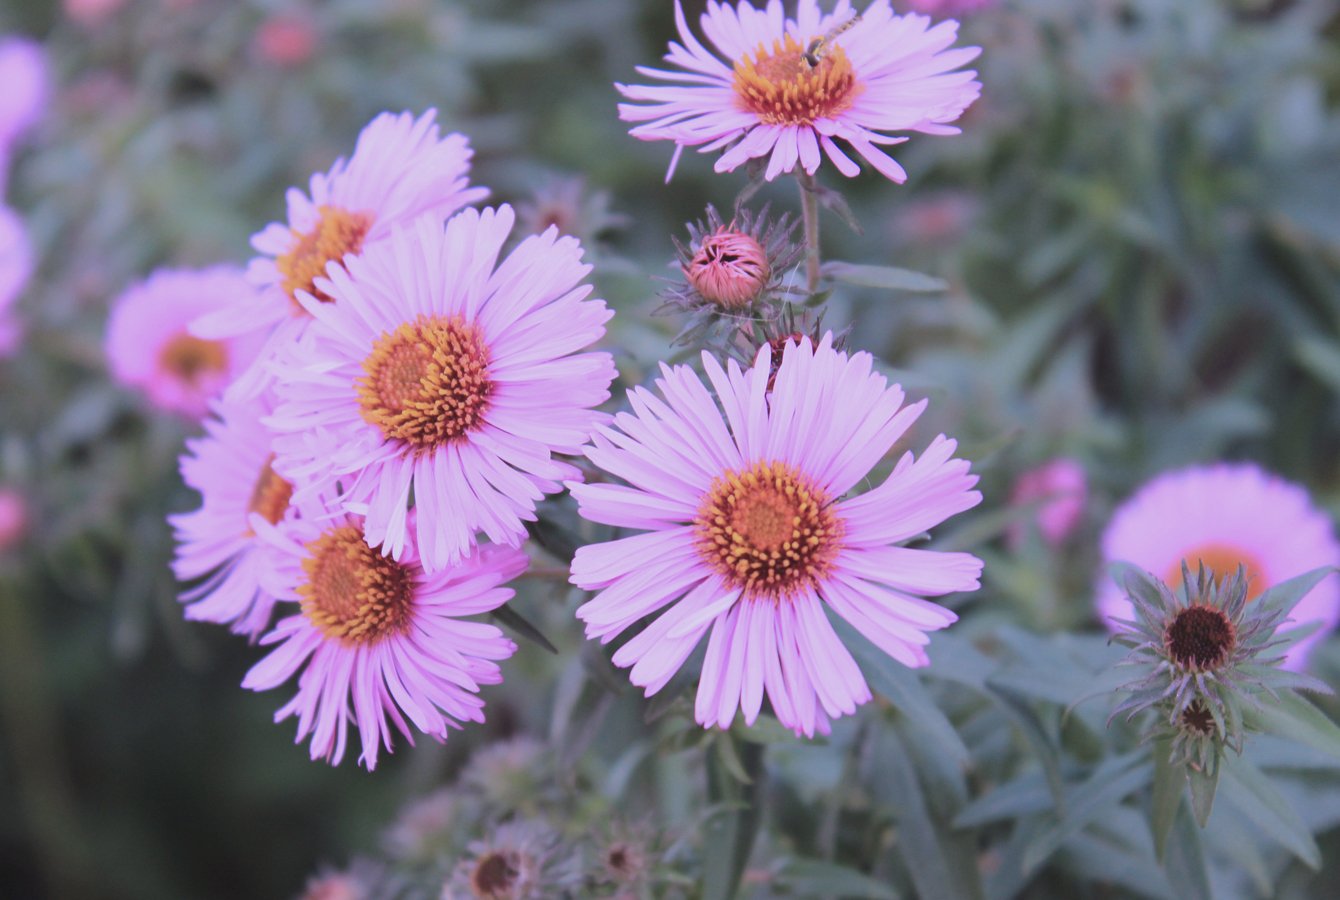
[1109,561,1334,769]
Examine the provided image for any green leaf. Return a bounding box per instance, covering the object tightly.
[1020,752,1150,874]
[1243,690,1340,761]
[873,727,983,900]
[833,618,970,772]
[702,737,765,900]
[954,771,1053,828]
[986,684,1065,807]
[1218,754,1322,869]
[821,260,948,293]
[1162,806,1212,900]
[1150,739,1184,862]
[1294,337,1340,393]
[1253,566,1339,619]
[490,604,558,654]
[1187,760,1219,828]
[776,859,899,900]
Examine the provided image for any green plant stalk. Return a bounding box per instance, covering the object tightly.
[798,173,821,293]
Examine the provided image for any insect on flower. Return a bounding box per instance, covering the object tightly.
[803,11,863,68]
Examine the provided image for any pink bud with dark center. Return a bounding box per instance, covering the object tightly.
[684,228,770,310]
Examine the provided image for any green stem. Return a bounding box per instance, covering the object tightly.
[798,173,821,293]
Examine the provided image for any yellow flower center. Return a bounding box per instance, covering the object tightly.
[158,332,229,384]
[1165,543,1267,602]
[357,314,493,449]
[276,205,374,310]
[245,454,293,531]
[695,460,843,601]
[733,33,861,126]
[298,524,414,644]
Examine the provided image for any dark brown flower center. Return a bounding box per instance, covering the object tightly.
[1164,604,1236,671]
[1165,542,1267,602]
[276,205,374,309]
[471,850,521,899]
[299,524,414,644]
[733,34,861,126]
[158,333,229,384]
[357,314,493,449]
[1180,700,1217,737]
[695,460,842,601]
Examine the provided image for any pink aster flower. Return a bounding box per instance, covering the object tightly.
[192,109,488,399]
[1006,457,1087,550]
[105,267,264,419]
[0,204,32,357]
[242,503,524,769]
[1096,463,1340,670]
[617,0,981,182]
[267,205,615,573]
[570,335,983,737]
[905,0,996,15]
[170,401,294,638]
[0,35,48,156]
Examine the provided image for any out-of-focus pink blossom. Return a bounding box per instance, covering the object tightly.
[254,15,318,68]
[63,0,127,28]
[1007,458,1087,550]
[0,488,26,552]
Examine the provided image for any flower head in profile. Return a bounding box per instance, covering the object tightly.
[515,175,629,250]
[617,0,981,182]
[0,204,32,356]
[1108,561,1335,776]
[267,205,615,573]
[105,267,264,418]
[192,109,487,399]
[170,401,294,638]
[242,501,524,769]
[570,335,983,737]
[1097,463,1340,670]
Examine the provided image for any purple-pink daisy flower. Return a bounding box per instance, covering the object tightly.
[1097,463,1340,670]
[617,0,981,182]
[170,401,294,638]
[104,266,264,419]
[569,335,983,737]
[0,203,32,357]
[0,34,48,186]
[192,109,487,399]
[243,503,524,769]
[267,205,615,573]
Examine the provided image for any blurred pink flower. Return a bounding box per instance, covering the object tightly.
[0,36,48,151]
[570,336,983,737]
[105,267,264,419]
[1096,463,1340,670]
[192,110,488,400]
[891,191,977,245]
[1006,457,1087,550]
[617,0,981,182]
[242,502,523,769]
[267,207,615,573]
[0,488,26,552]
[170,402,293,639]
[254,15,318,68]
[905,0,996,15]
[0,204,32,357]
[63,0,127,27]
